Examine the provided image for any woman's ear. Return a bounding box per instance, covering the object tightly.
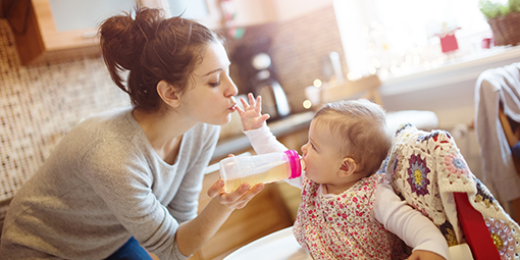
[157,80,181,108]
[339,157,357,177]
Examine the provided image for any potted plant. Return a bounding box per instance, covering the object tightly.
[479,0,520,46]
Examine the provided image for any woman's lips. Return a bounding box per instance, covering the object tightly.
[229,103,237,111]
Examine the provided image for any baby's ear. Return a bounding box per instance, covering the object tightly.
[339,157,357,177]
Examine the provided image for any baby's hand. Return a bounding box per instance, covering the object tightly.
[407,250,446,260]
[236,93,270,131]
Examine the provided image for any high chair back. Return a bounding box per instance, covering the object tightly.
[381,123,520,260]
[474,62,520,224]
[316,74,439,138]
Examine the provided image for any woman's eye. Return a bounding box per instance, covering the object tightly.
[209,81,220,87]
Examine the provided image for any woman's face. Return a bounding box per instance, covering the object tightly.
[177,42,238,125]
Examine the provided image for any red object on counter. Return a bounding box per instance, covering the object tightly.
[440,34,459,53]
[435,27,461,53]
[482,38,492,49]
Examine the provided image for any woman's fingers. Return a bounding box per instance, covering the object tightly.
[207,179,225,198]
[241,183,264,202]
[232,183,264,204]
[216,183,264,209]
[219,183,251,203]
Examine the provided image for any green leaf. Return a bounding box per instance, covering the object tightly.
[479,0,506,19]
[509,0,520,12]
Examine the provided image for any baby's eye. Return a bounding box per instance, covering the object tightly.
[311,143,317,150]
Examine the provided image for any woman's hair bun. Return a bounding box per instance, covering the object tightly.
[99,7,219,112]
[99,8,163,70]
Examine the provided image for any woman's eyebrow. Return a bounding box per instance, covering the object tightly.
[203,68,224,77]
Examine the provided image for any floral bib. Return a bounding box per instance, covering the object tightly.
[293,173,406,259]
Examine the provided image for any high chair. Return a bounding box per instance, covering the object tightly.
[474,62,520,225]
[381,123,520,260]
[315,74,439,138]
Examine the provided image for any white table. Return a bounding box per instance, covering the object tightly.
[224,226,311,260]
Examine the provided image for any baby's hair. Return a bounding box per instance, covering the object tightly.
[314,99,391,175]
[99,7,221,112]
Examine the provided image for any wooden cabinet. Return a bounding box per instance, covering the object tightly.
[5,0,281,66]
[6,0,135,65]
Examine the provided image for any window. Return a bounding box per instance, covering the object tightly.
[333,0,492,80]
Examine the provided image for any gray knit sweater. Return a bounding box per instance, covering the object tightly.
[0,107,220,260]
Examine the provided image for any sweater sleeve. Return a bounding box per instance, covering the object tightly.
[167,125,220,223]
[374,182,448,260]
[81,138,186,260]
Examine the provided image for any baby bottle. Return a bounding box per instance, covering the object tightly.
[219,150,302,192]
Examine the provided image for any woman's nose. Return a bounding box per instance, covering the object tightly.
[224,76,238,97]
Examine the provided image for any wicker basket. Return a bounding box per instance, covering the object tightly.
[488,12,520,46]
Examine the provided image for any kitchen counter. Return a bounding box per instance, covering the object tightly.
[211,111,315,161]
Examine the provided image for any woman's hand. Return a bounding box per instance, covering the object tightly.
[407,250,446,260]
[207,180,264,210]
[176,163,264,256]
[236,93,270,131]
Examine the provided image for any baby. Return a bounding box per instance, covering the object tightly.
[237,94,448,260]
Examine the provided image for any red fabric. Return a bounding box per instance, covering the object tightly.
[454,192,500,260]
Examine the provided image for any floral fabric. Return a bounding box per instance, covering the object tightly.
[293,173,406,260]
[382,123,520,260]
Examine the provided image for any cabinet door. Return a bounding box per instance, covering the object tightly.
[47,0,136,43]
[9,0,136,65]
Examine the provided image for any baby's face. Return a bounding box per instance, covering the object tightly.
[301,119,345,184]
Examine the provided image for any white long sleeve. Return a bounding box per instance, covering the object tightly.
[375,182,449,260]
[243,125,302,189]
[243,124,288,154]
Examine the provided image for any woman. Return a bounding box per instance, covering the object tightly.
[0,7,263,260]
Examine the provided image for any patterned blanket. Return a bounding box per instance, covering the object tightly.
[380,123,520,259]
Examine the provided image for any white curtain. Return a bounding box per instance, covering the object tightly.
[333,0,491,80]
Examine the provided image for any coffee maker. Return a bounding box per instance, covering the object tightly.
[232,43,291,122]
[250,53,290,121]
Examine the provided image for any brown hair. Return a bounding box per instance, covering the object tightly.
[314,99,391,175]
[99,7,221,112]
